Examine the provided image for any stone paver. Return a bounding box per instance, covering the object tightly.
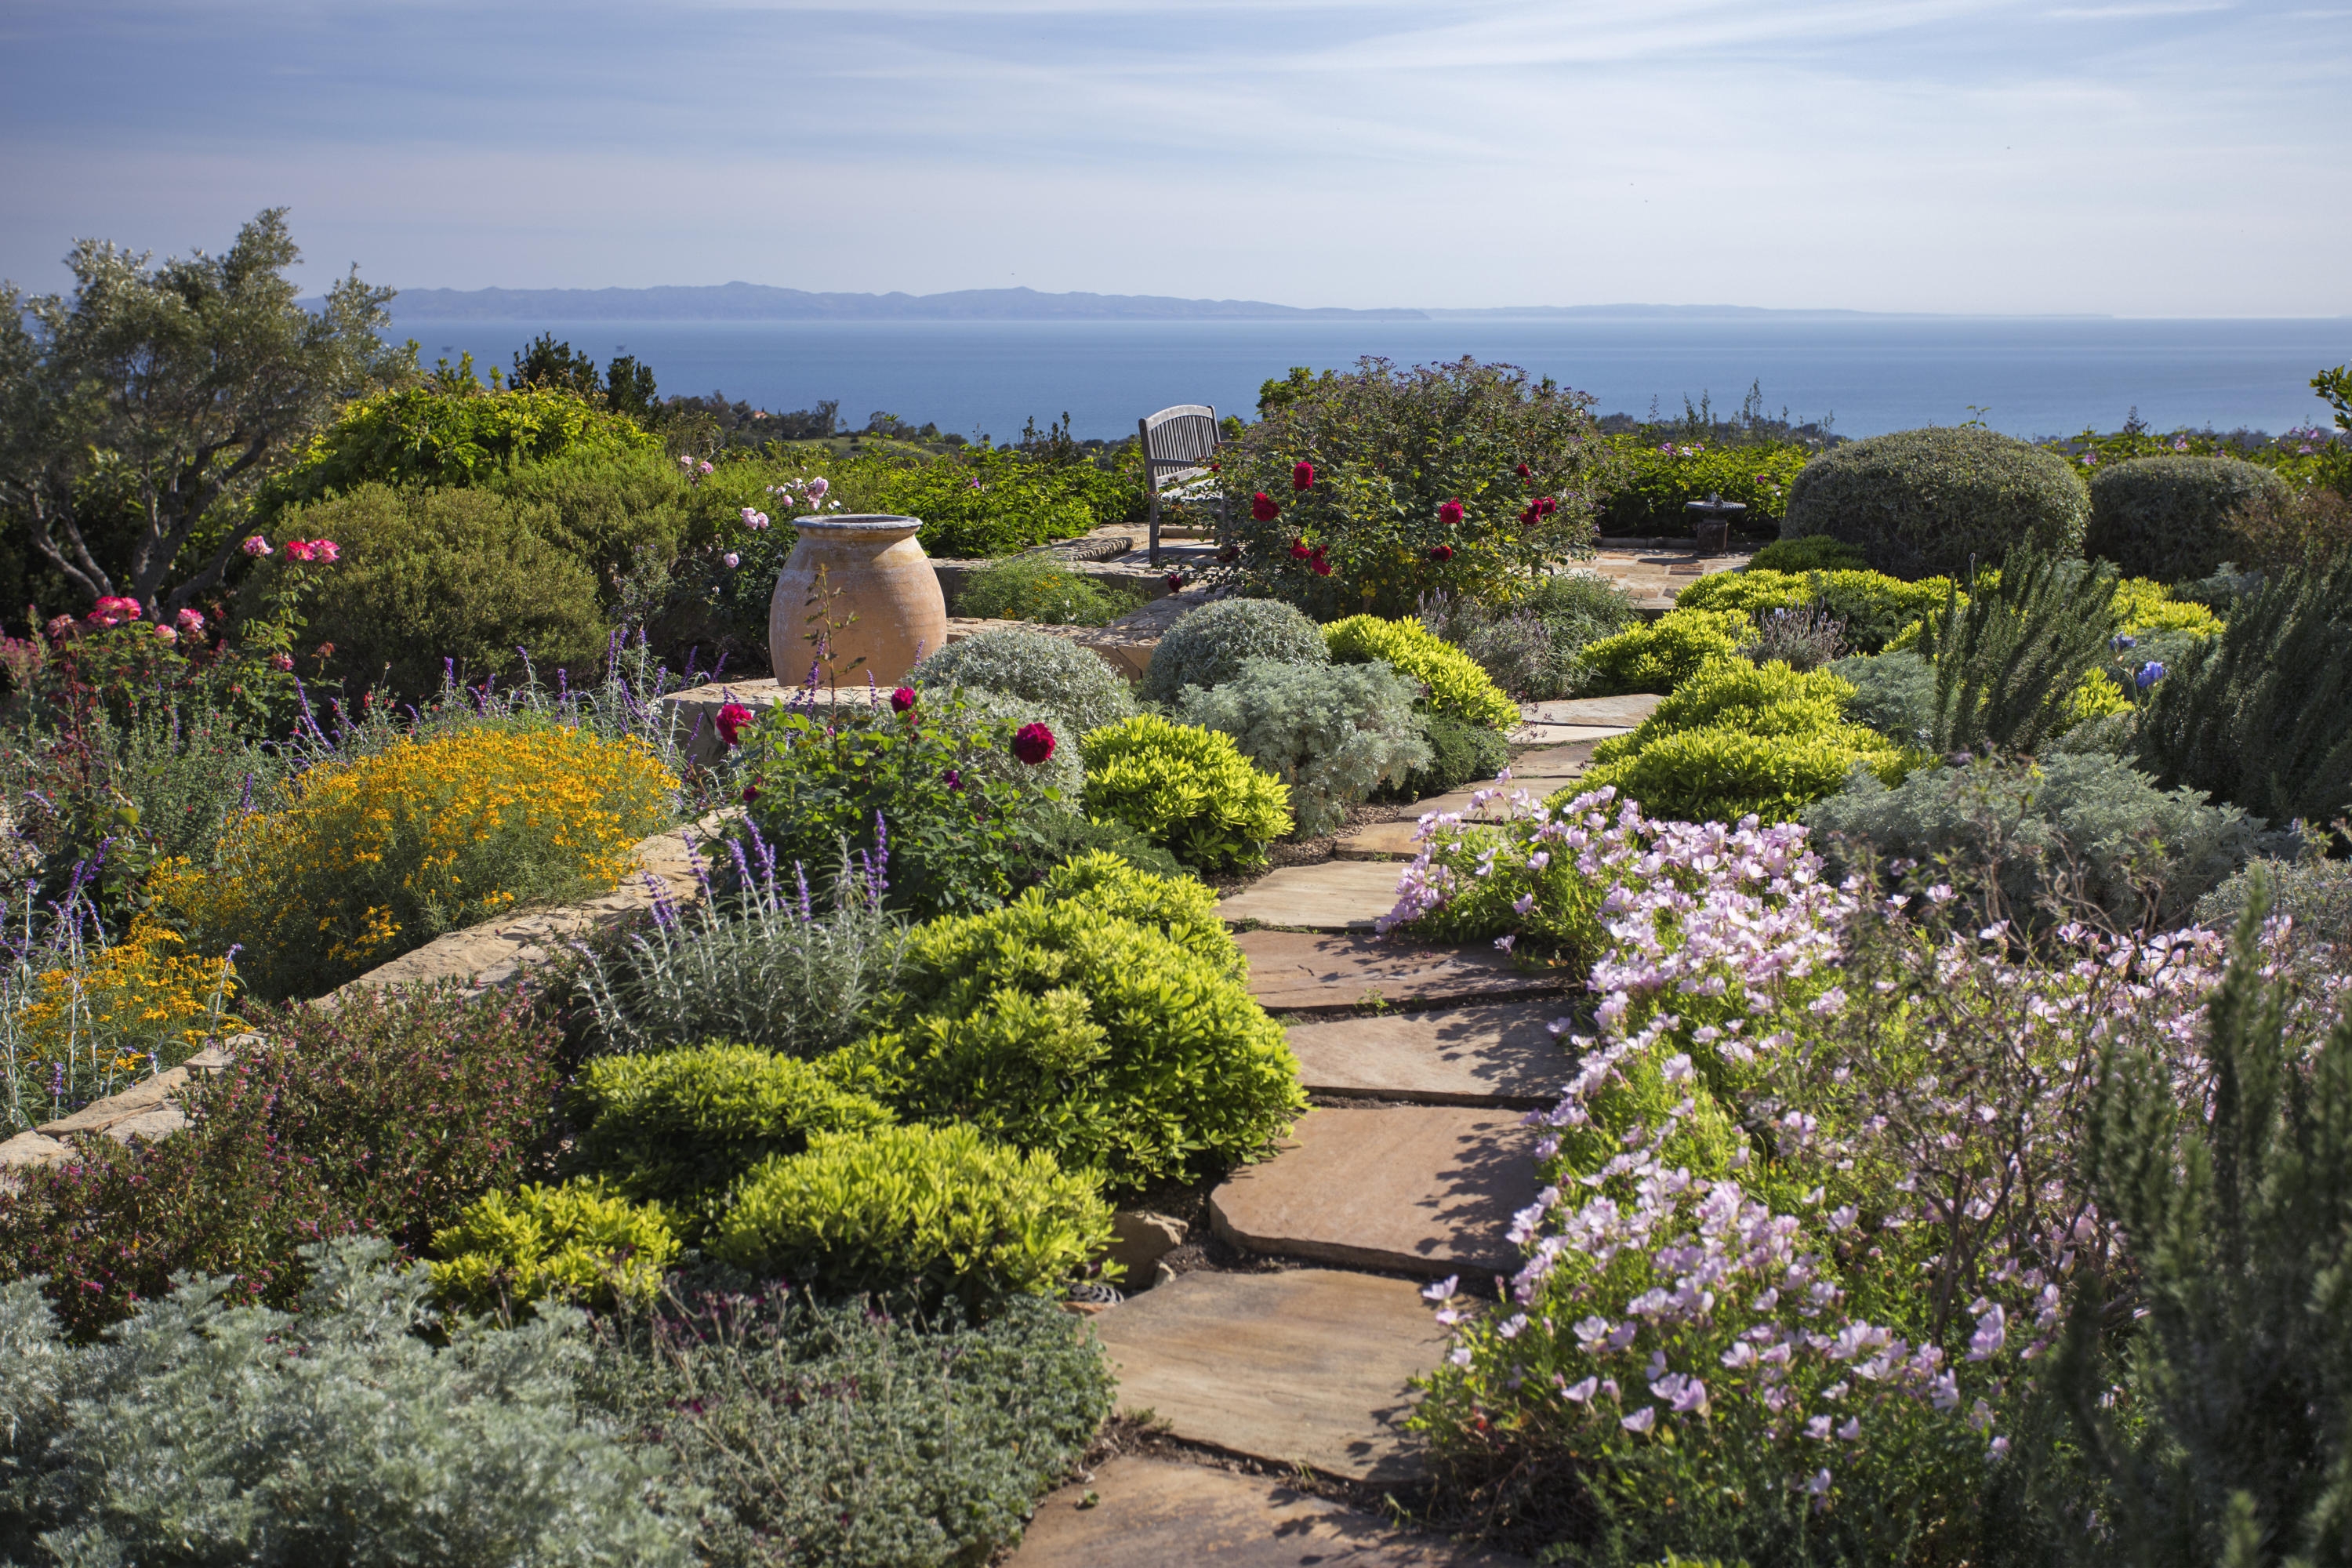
[1210,1108,1539,1278]
[1236,931,1561,1014]
[1218,861,1405,931]
[1011,1457,1521,1566]
[1519,693,1664,727]
[1506,721,1632,746]
[1506,742,1603,782]
[1091,1269,1445,1480]
[1286,1002,1573,1107]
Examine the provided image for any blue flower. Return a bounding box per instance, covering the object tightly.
[2135,661,2167,690]
[2111,633,2136,652]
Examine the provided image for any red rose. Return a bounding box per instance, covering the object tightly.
[1537,496,1559,517]
[1288,539,1312,560]
[1250,492,1280,522]
[1515,462,1532,479]
[741,785,761,804]
[890,685,916,713]
[1428,543,1454,563]
[1012,721,1057,766]
[1516,504,1537,526]
[1165,572,1184,596]
[1291,460,1315,491]
[716,701,755,748]
[1309,555,1333,577]
[1438,499,1465,526]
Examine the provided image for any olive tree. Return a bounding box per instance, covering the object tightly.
[0,208,409,615]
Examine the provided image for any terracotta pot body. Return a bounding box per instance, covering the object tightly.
[768,516,947,687]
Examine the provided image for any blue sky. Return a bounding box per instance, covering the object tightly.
[2,0,2346,315]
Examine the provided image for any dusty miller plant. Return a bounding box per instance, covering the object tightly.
[1173,657,1429,836]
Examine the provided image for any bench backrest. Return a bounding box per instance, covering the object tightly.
[1138,405,1219,493]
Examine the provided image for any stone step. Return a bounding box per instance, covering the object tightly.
[1210,1107,1538,1278]
[1287,1002,1572,1108]
[1011,1456,1521,1566]
[1236,931,1563,1015]
[1218,861,1405,931]
[1506,721,1631,746]
[1518,693,1664,728]
[1335,746,1602,861]
[1089,1269,1444,1481]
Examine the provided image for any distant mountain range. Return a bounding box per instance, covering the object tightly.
[380,283,1954,323]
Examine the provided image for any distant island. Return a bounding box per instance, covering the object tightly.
[380,283,2011,324]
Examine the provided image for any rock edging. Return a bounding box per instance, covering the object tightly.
[0,1035,252,1185]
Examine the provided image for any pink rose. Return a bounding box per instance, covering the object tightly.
[282,539,316,563]
[723,552,742,568]
[268,652,295,672]
[311,539,340,562]
[153,623,178,644]
[176,608,207,635]
[86,597,143,628]
[805,477,829,501]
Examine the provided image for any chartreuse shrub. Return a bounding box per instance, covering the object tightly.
[157,721,677,999]
[1806,752,2262,934]
[0,987,561,1341]
[2136,555,2352,824]
[0,1238,696,1567]
[1780,425,2090,579]
[2085,452,2290,582]
[713,1124,1113,1309]
[1580,724,1902,829]
[1139,597,1328,702]
[1175,658,1429,836]
[431,1179,682,1314]
[1573,608,1754,695]
[591,1287,1112,1568]
[564,1044,896,1225]
[1675,566,1955,655]
[909,624,1137,740]
[830,853,1304,1193]
[1324,614,1520,729]
[1589,658,1860,763]
[1080,713,1293,869]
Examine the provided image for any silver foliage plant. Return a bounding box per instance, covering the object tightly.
[0,1237,696,1566]
[1174,657,1430,837]
[907,626,1135,740]
[1740,604,1848,673]
[573,823,905,1058]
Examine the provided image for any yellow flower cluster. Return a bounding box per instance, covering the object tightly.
[158,723,676,1000]
[7,921,241,1110]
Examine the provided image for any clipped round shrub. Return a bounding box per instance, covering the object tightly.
[1033,848,1242,975]
[1175,658,1429,837]
[430,1179,680,1314]
[1577,723,1899,826]
[1590,658,1857,767]
[713,1124,1114,1308]
[1323,615,1519,729]
[831,861,1304,1193]
[1780,426,2089,580]
[1139,597,1327,702]
[1573,608,1753,695]
[1747,535,1871,573]
[565,1044,895,1221]
[909,626,1137,739]
[157,723,677,1000]
[1079,714,1293,869]
[2086,455,2291,583]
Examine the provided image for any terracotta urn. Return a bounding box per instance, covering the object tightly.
[768,515,948,688]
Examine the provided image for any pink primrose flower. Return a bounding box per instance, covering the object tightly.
[241,535,272,557]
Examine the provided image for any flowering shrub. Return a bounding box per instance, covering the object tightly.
[1324,614,1520,729]
[430,1179,682,1314]
[1782,426,2089,581]
[1214,358,1611,619]
[833,852,1305,1193]
[1595,435,1811,535]
[1402,791,2237,1564]
[1079,714,1294,869]
[1138,597,1328,704]
[157,721,677,999]
[1575,608,1754,695]
[713,1123,1114,1309]
[1174,658,1428,837]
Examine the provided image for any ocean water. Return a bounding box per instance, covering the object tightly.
[386,314,2352,445]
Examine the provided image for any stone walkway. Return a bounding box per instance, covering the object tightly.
[1574,543,1753,612]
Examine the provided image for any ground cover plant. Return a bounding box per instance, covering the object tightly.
[1217,357,1612,619]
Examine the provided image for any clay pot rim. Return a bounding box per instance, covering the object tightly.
[792,514,924,535]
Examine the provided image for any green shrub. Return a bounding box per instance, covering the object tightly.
[857,444,1130,560]
[592,1287,1112,1568]
[1595,435,1810,535]
[0,1238,695,1566]
[1079,713,1293,869]
[1780,426,2090,579]
[0,987,561,1341]
[1018,808,1185,881]
[2197,852,2352,948]
[1521,571,1644,689]
[1174,658,1429,836]
[1675,565,1955,655]
[1574,607,1753,695]
[1385,707,1514,800]
[431,1179,682,1314]
[1829,649,1938,745]
[270,483,616,699]
[258,382,666,522]
[833,855,1303,1192]
[953,554,1148,626]
[1418,572,1642,701]
[566,1044,895,1221]
[1139,597,1327,703]
[1589,658,1857,766]
[2085,453,2292,583]
[2136,557,2352,824]
[2063,881,2352,1563]
[909,625,1136,739]
[1324,614,1520,729]
[1807,752,2262,933]
[713,1124,1113,1307]
[1214,357,1610,619]
[1918,549,2123,756]
[1747,535,1870,572]
[1579,723,1899,826]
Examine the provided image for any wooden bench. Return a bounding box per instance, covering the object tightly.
[1138,404,1225,565]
